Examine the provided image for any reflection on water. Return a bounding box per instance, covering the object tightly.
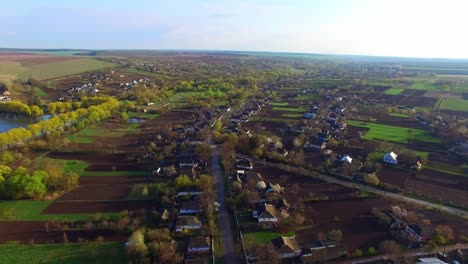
[0,114,51,133]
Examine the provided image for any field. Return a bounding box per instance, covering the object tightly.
[347,120,441,144]
[383,88,404,95]
[438,98,468,112]
[0,201,119,221]
[0,53,115,84]
[0,242,125,264]
[244,231,295,244]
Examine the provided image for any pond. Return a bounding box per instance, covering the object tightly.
[127,117,146,123]
[0,114,51,133]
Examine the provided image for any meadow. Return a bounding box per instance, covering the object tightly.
[439,98,468,112]
[347,120,441,144]
[0,242,125,264]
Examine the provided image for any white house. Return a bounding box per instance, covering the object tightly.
[383,152,398,164]
[175,216,201,232]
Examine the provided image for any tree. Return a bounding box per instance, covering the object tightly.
[174,175,193,189]
[0,151,14,165]
[435,225,454,243]
[364,173,380,186]
[327,229,343,242]
[378,240,402,256]
[195,143,211,161]
[126,229,148,263]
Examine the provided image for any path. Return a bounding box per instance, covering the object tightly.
[211,147,239,264]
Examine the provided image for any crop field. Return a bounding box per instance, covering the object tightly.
[270,102,288,107]
[438,98,468,112]
[0,242,125,264]
[67,122,140,143]
[0,55,115,83]
[271,106,305,112]
[347,120,441,144]
[0,201,119,221]
[383,88,404,95]
[244,231,296,244]
[408,82,439,90]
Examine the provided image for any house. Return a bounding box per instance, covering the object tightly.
[303,113,316,119]
[175,216,201,232]
[180,201,203,214]
[302,241,347,263]
[406,224,435,243]
[271,236,302,259]
[154,161,177,177]
[253,203,281,223]
[416,257,448,264]
[304,137,327,151]
[236,158,253,170]
[176,186,203,197]
[383,151,398,164]
[187,236,211,253]
[456,248,468,263]
[317,129,331,142]
[340,155,353,164]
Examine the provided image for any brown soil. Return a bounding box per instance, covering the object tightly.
[56,185,133,201]
[79,176,151,185]
[43,200,156,214]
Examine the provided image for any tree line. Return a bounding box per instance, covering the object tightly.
[0,96,120,149]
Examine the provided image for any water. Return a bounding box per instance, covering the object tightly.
[0,114,51,133]
[127,117,146,123]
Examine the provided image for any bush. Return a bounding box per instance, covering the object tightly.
[352,249,363,258]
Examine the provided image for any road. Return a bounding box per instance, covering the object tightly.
[237,154,468,218]
[211,147,239,264]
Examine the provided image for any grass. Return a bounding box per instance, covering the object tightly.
[0,242,125,264]
[293,94,315,101]
[33,87,47,97]
[388,113,409,118]
[384,88,404,95]
[409,82,439,90]
[0,201,119,221]
[243,231,296,244]
[270,102,288,107]
[271,106,305,112]
[80,171,151,177]
[281,113,303,118]
[426,161,468,177]
[439,99,468,112]
[413,151,429,160]
[348,120,441,144]
[67,123,140,143]
[25,58,115,80]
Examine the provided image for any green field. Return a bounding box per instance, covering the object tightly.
[67,123,140,143]
[384,88,404,95]
[281,113,303,118]
[80,171,151,177]
[0,58,115,84]
[127,111,160,119]
[409,82,439,90]
[0,201,118,221]
[270,102,288,107]
[0,242,125,264]
[388,113,409,118]
[243,231,296,244]
[271,106,305,112]
[439,99,468,112]
[33,87,47,97]
[348,120,441,144]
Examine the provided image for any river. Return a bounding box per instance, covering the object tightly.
[0,115,51,133]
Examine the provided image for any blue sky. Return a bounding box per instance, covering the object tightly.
[1,0,468,58]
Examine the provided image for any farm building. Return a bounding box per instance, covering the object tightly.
[383,152,398,164]
[175,216,201,232]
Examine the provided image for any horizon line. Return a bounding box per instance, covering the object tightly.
[1,47,468,61]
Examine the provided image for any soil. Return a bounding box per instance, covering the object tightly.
[56,184,133,201]
[0,221,126,244]
[43,200,156,214]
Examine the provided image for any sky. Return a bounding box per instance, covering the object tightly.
[1,0,468,58]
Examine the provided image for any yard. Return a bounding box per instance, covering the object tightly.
[243,231,296,244]
[271,106,305,112]
[0,242,125,264]
[347,120,441,144]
